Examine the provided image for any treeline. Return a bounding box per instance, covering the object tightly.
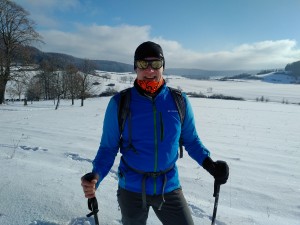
[7,59,97,108]
[186,91,244,101]
[285,61,300,80]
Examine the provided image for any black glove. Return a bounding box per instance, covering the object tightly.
[202,157,229,185]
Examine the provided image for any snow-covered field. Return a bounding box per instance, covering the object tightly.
[0,74,300,225]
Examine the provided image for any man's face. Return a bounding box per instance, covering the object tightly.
[135,57,163,81]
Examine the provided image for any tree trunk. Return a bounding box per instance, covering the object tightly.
[0,79,8,104]
[81,97,84,107]
[55,95,60,110]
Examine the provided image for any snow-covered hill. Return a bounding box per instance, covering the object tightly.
[0,73,299,225]
[5,69,300,104]
[255,71,298,84]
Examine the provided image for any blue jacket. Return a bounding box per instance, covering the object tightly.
[92,83,210,195]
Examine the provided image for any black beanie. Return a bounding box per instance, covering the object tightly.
[134,41,165,69]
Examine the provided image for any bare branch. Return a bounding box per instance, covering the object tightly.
[0,0,43,104]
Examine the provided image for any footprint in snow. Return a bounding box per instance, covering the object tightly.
[188,203,206,219]
[188,203,228,225]
[29,220,60,225]
[19,145,48,152]
[65,152,93,163]
[68,216,94,225]
[109,168,119,181]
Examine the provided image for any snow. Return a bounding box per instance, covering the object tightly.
[255,71,297,84]
[0,73,300,225]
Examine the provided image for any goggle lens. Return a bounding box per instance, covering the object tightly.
[136,60,163,70]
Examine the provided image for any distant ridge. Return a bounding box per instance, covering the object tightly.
[26,47,134,73]
[164,68,260,78]
[26,47,259,78]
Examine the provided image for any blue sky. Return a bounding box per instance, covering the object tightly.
[15,0,300,70]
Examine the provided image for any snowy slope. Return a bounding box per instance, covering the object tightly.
[255,71,297,84]
[0,75,300,225]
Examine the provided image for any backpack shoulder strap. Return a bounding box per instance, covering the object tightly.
[168,87,186,124]
[168,87,186,158]
[118,88,131,134]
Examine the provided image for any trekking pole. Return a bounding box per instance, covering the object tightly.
[83,173,99,225]
[211,182,221,225]
[86,197,99,225]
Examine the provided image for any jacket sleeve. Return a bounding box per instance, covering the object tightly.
[181,94,210,165]
[92,95,120,188]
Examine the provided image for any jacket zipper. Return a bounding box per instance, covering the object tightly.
[152,100,158,195]
[160,112,164,141]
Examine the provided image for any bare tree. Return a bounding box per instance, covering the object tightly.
[78,59,95,107]
[0,0,42,104]
[120,76,128,83]
[6,74,28,100]
[26,76,42,101]
[38,60,57,100]
[129,75,134,84]
[64,64,81,105]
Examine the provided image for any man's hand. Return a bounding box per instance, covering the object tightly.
[213,160,229,185]
[202,157,229,185]
[81,172,99,198]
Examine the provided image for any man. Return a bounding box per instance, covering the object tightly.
[81,41,229,225]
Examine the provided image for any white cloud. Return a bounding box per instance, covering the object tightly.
[38,24,152,64]
[36,24,300,70]
[163,39,300,70]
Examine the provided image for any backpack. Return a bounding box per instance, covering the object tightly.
[117,87,186,158]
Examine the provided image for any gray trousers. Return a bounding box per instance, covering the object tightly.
[117,187,194,225]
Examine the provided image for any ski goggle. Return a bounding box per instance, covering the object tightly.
[135,59,164,70]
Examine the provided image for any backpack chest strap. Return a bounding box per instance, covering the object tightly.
[121,156,174,210]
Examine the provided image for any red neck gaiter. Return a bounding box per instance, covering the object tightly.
[136,79,164,94]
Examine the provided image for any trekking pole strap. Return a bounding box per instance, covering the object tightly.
[86,197,99,225]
